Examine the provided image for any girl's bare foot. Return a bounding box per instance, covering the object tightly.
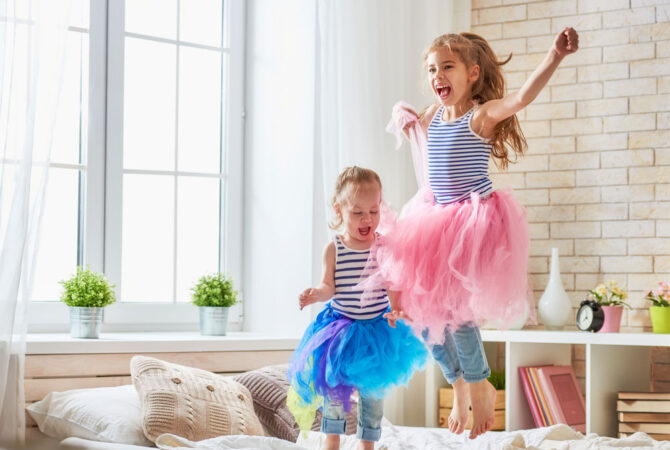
[356,440,374,450]
[468,379,496,439]
[323,434,340,450]
[448,378,470,434]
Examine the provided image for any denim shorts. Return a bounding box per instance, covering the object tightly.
[321,396,383,442]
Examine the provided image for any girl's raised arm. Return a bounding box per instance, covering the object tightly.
[476,27,578,131]
[299,241,336,309]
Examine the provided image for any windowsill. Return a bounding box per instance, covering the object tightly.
[26,331,302,354]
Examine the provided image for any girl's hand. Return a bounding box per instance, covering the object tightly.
[392,104,419,131]
[299,288,320,310]
[383,310,409,328]
[552,27,579,58]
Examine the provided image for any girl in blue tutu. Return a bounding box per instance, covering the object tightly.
[287,166,427,450]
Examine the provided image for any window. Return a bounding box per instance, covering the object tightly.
[28,0,245,332]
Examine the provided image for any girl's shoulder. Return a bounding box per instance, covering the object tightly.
[419,103,441,130]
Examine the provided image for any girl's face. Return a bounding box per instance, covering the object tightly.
[336,182,381,245]
[426,47,479,108]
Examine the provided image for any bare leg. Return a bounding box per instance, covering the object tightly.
[448,377,470,434]
[323,434,340,450]
[356,440,374,450]
[468,379,496,439]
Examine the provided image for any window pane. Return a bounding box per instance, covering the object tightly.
[51,32,88,165]
[124,37,176,171]
[122,174,174,302]
[179,0,222,47]
[176,177,219,302]
[178,46,222,173]
[32,168,80,301]
[125,0,177,40]
[69,0,90,29]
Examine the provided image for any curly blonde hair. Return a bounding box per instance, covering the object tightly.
[424,32,527,169]
[328,166,382,230]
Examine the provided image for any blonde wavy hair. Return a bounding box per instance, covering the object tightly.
[424,32,527,169]
[329,166,382,230]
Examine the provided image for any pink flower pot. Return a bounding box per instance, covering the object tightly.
[598,305,623,332]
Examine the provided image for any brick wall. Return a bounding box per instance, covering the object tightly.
[472,0,670,390]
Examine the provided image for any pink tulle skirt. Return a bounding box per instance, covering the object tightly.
[364,188,534,344]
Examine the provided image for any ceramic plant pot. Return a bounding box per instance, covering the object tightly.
[598,305,623,333]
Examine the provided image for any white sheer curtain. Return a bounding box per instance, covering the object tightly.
[0,1,71,445]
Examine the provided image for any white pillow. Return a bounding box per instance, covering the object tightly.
[27,384,153,446]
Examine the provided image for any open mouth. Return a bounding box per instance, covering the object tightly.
[435,84,451,100]
[359,227,371,237]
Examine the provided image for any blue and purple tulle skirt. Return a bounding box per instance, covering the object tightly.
[286,303,427,432]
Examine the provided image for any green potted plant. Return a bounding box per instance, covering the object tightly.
[587,280,630,333]
[60,266,116,338]
[645,282,670,334]
[191,273,239,336]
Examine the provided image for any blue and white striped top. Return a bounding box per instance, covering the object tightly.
[427,106,493,204]
[331,235,388,320]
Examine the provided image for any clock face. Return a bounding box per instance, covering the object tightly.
[577,305,594,331]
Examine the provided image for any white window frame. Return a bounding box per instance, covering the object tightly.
[28,0,246,332]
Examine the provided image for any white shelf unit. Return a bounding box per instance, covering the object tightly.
[424,330,668,437]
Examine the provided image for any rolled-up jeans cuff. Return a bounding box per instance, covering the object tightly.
[356,426,382,442]
[321,417,346,435]
[463,367,491,383]
[444,368,464,384]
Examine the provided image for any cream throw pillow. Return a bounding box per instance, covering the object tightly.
[130,355,264,442]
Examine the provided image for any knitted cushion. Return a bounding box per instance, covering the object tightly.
[130,356,263,442]
[233,364,358,442]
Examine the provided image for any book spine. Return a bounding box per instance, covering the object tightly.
[527,367,550,426]
[537,367,567,425]
[530,367,555,426]
[519,367,544,428]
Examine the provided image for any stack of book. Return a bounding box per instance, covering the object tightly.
[518,365,586,432]
[438,387,506,431]
[618,392,670,440]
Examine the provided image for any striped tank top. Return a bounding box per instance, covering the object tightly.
[331,235,388,320]
[427,105,493,204]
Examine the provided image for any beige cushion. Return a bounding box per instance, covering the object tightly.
[130,355,263,442]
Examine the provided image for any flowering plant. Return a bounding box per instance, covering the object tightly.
[645,282,670,307]
[587,280,631,308]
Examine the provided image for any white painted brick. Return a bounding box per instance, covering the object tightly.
[655,257,670,273]
[630,23,670,43]
[503,0,548,3]
[557,48,602,68]
[577,133,628,152]
[579,0,633,13]
[629,238,670,255]
[527,171,576,188]
[657,184,670,200]
[507,154,549,172]
[658,5,670,21]
[630,130,670,148]
[658,221,670,237]
[471,24,503,40]
[552,12,602,32]
[632,0,670,7]
[528,136,575,154]
[505,52,548,72]
[529,239,574,255]
[578,63,629,82]
[526,205,576,222]
[529,0,577,18]
[576,203,628,220]
[631,202,670,219]
[602,256,654,273]
[659,77,670,94]
[602,220,655,237]
[578,98,628,117]
[550,187,601,204]
[547,68,578,87]
[473,0,502,8]
[490,38,527,57]
[502,19,551,38]
[631,94,670,113]
[575,238,627,255]
[551,117,603,136]
[656,148,670,165]
[580,29,631,48]
[604,113,656,133]
[551,152,599,170]
[560,256,600,273]
[631,58,670,77]
[576,168,628,186]
[630,274,670,291]
[658,41,670,58]
[551,221,601,238]
[529,223,550,239]
[521,120,551,137]
[526,102,575,120]
[601,185,655,202]
[480,5,527,24]
[630,167,670,184]
[576,274,603,290]
[603,7,656,27]
[531,273,575,290]
[514,188,549,205]
[659,112,670,129]
[604,43,655,63]
[528,35,557,54]
[534,89,552,104]
[490,172,526,189]
[505,71,528,89]
[472,10,480,26]
[529,256,548,273]
[552,83,603,102]
[605,78,657,98]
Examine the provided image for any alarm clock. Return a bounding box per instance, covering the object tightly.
[576,300,604,332]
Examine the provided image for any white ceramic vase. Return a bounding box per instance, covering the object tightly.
[538,248,572,330]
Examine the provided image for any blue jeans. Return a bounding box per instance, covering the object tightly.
[429,325,490,384]
[321,396,383,442]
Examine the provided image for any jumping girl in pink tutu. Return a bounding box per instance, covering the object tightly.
[370,28,579,439]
